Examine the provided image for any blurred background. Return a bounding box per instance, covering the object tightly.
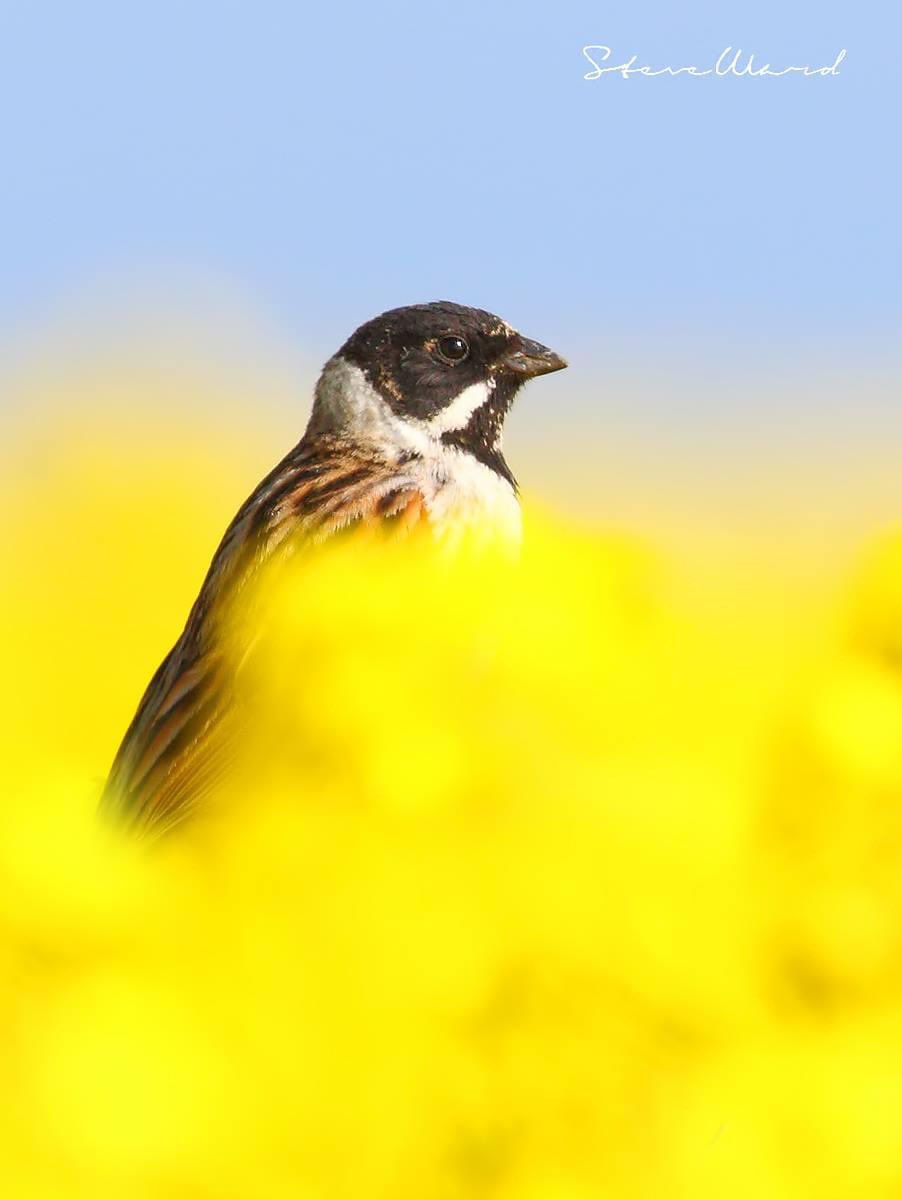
[3,3,902,1198]
[2,0,899,570]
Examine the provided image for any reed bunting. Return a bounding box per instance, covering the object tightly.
[101,301,567,835]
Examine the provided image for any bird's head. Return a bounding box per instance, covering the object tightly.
[309,301,567,481]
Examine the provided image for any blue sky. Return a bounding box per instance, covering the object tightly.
[0,1,897,427]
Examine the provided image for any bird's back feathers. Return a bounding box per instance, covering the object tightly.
[100,435,426,835]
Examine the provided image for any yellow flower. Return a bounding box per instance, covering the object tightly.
[2,391,902,1198]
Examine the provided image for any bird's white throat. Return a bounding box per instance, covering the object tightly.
[311,356,521,546]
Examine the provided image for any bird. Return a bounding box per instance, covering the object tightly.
[100,301,567,836]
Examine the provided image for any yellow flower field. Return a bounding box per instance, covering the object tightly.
[2,383,902,1199]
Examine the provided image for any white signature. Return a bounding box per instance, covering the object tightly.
[582,46,847,80]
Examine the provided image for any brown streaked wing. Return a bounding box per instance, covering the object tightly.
[101,437,429,835]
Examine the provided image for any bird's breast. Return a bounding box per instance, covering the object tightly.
[417,446,522,549]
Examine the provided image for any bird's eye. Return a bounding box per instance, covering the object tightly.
[435,334,469,364]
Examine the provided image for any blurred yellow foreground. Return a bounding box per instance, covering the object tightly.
[2,393,902,1199]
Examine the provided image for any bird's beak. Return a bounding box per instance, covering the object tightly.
[503,336,568,378]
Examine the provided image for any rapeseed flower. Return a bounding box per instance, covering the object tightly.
[1,393,902,1198]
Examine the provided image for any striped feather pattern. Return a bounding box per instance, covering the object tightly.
[101,435,426,835]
